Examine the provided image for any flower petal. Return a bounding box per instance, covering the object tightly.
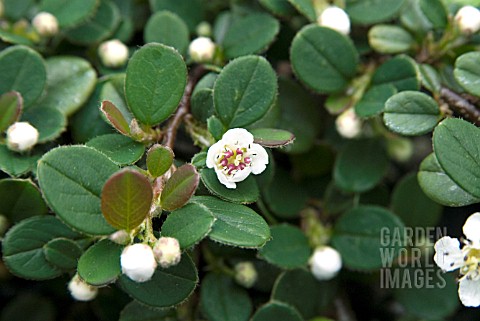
[249,143,269,175]
[433,236,463,272]
[463,212,480,246]
[206,141,224,169]
[222,128,254,147]
[459,276,480,307]
[214,168,236,189]
[230,167,252,183]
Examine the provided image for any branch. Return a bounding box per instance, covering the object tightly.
[440,87,480,126]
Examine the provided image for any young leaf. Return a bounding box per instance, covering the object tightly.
[101,168,153,231]
[146,144,174,178]
[250,128,295,148]
[0,91,22,133]
[160,164,200,211]
[101,100,131,135]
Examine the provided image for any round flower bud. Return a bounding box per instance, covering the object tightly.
[234,261,257,288]
[317,6,351,35]
[335,109,362,139]
[6,122,39,152]
[121,243,157,282]
[109,230,131,245]
[387,136,413,163]
[153,237,181,268]
[68,274,98,301]
[32,12,59,37]
[309,246,342,281]
[98,39,129,68]
[455,6,480,34]
[188,37,216,63]
[196,21,212,37]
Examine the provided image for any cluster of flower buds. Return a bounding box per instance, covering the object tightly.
[455,5,480,34]
[32,12,59,37]
[6,122,39,152]
[309,246,342,281]
[317,6,351,35]
[98,39,129,68]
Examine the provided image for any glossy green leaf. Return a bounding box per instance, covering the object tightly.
[191,196,270,248]
[251,302,303,321]
[160,164,200,211]
[3,0,36,20]
[101,100,130,135]
[0,145,39,177]
[0,179,48,223]
[291,25,359,94]
[191,151,207,169]
[144,11,189,55]
[0,45,46,108]
[201,168,260,204]
[200,273,253,321]
[78,239,123,286]
[39,0,99,28]
[146,144,174,178]
[149,0,204,32]
[125,43,187,126]
[368,25,414,54]
[119,254,198,308]
[287,0,316,21]
[332,206,405,270]
[43,238,82,270]
[87,134,145,166]
[250,128,295,148]
[214,55,277,128]
[0,91,22,133]
[454,51,480,96]
[259,224,311,269]
[419,0,447,29]
[419,63,441,95]
[371,55,420,91]
[259,0,295,17]
[346,0,406,24]
[37,146,118,235]
[355,84,396,118]
[207,115,226,140]
[22,106,66,143]
[2,216,80,280]
[119,301,174,321]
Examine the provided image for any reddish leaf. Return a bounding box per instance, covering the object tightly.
[100,100,130,135]
[160,164,199,211]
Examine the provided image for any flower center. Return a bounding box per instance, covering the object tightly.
[216,146,252,175]
[461,248,480,280]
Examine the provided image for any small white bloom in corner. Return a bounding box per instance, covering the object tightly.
[121,243,157,282]
[153,237,181,268]
[234,261,257,288]
[6,122,39,152]
[32,12,59,37]
[189,37,216,63]
[309,246,342,281]
[318,6,351,35]
[335,109,362,139]
[68,274,98,301]
[434,212,480,307]
[98,39,129,68]
[455,6,480,34]
[206,128,268,189]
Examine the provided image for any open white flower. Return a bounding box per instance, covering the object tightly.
[6,122,39,152]
[309,246,342,281]
[434,212,480,307]
[455,5,480,34]
[68,274,98,301]
[317,6,351,35]
[121,243,157,282]
[206,128,268,189]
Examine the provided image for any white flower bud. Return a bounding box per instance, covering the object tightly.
[196,21,212,37]
[387,136,413,163]
[317,6,351,35]
[109,230,130,245]
[455,6,480,34]
[309,246,342,281]
[32,12,59,37]
[68,274,98,301]
[234,261,257,288]
[153,237,181,268]
[98,39,129,68]
[335,109,362,139]
[6,122,39,152]
[189,37,216,63]
[121,243,157,282]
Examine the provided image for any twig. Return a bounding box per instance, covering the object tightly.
[440,87,480,125]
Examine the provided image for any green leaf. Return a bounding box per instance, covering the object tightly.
[86,134,145,166]
[207,115,226,140]
[250,128,295,148]
[287,0,316,21]
[454,51,480,96]
[0,91,22,133]
[36,56,97,116]
[251,302,303,321]
[368,25,414,54]
[419,63,442,95]
[419,0,448,29]
[39,0,99,28]
[118,254,198,308]
[191,151,207,169]
[101,168,153,231]
[77,239,123,286]
[37,146,118,235]
[191,196,271,248]
[191,89,214,123]
[332,206,405,270]
[22,106,66,143]
[0,179,48,223]
[100,74,132,123]
[144,11,190,56]
[346,0,406,24]
[354,84,397,118]
[125,43,187,126]
[101,100,130,135]
[291,25,359,94]
[161,164,200,211]
[200,168,260,204]
[383,91,441,136]
[259,224,311,269]
[43,238,82,270]
[0,45,46,108]
[2,216,80,280]
[161,202,215,249]
[418,153,480,207]
[371,55,420,91]
[146,144,174,178]
[0,145,40,177]
[259,0,295,18]
[333,139,389,193]
[200,273,253,321]
[149,0,204,32]
[214,55,277,128]
[433,118,480,198]
[222,13,280,59]
[119,301,174,321]
[4,0,36,20]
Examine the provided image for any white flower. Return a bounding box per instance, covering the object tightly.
[234,261,257,288]
[206,128,268,189]
[121,243,157,282]
[6,122,39,152]
[309,246,342,281]
[98,39,129,68]
[455,6,480,34]
[434,212,480,307]
[188,37,215,63]
[152,237,181,268]
[68,274,98,301]
[317,6,351,35]
[335,109,362,139]
[32,12,59,37]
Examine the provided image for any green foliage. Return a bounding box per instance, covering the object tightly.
[78,239,123,286]
[144,11,189,55]
[160,164,200,211]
